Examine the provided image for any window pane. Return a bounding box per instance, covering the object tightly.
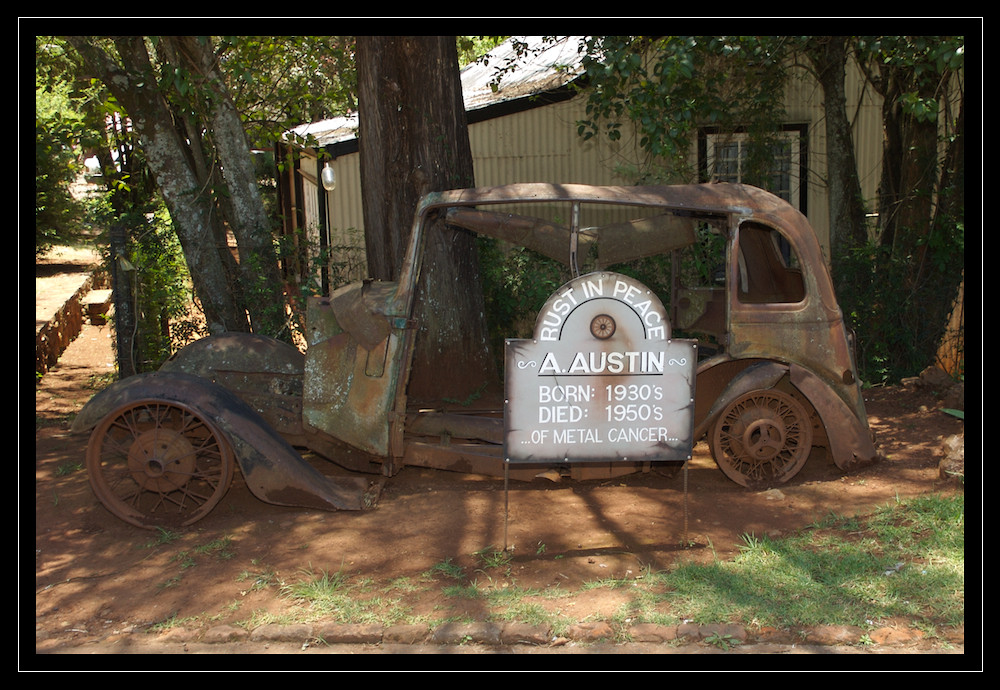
[769,142,792,202]
[705,132,800,211]
[715,143,740,182]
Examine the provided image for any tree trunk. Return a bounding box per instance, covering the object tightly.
[168,37,288,336]
[875,66,905,251]
[805,37,869,263]
[109,224,137,378]
[874,59,943,266]
[874,61,938,260]
[864,43,965,377]
[931,91,964,262]
[356,36,495,402]
[68,36,250,334]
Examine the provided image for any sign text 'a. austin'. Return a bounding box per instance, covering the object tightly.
[504,272,697,464]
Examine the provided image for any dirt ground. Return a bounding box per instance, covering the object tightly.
[31,249,969,659]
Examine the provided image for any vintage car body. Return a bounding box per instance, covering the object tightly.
[73,182,878,528]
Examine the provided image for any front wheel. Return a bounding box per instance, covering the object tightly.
[86,399,235,529]
[709,388,813,489]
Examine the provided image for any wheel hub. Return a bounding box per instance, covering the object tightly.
[743,418,787,460]
[127,429,196,493]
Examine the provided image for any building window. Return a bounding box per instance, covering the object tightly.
[699,125,807,214]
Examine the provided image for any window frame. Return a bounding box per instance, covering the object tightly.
[698,124,808,216]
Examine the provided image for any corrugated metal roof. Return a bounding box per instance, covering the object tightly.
[460,35,585,109]
[286,113,358,148]
[285,36,585,149]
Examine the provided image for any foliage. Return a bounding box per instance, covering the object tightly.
[457,36,509,67]
[576,35,965,382]
[856,35,965,124]
[39,36,210,368]
[40,35,510,363]
[103,204,206,372]
[58,36,294,340]
[577,36,789,182]
[214,36,359,148]
[836,225,963,385]
[35,68,87,254]
[477,237,568,361]
[835,36,965,383]
[39,34,964,383]
[132,208,205,369]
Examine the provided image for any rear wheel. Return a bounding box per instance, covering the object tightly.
[709,388,813,489]
[86,399,235,529]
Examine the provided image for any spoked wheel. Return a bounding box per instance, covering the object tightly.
[709,388,813,489]
[86,399,235,529]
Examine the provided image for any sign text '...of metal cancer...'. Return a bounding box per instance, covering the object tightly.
[504,272,696,464]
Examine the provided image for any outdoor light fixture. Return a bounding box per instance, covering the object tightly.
[321,162,337,191]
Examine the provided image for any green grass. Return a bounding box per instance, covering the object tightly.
[640,493,964,633]
[236,564,281,593]
[223,493,963,641]
[278,567,415,625]
[425,558,464,581]
[473,545,513,571]
[194,536,236,560]
[54,461,84,477]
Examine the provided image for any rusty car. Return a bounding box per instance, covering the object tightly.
[72,182,879,529]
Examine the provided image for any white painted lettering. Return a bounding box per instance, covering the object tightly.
[582,278,604,299]
[540,405,585,424]
[539,352,560,374]
[538,385,593,403]
[568,352,590,374]
[607,427,672,443]
[589,352,607,372]
[645,351,664,373]
[607,351,625,373]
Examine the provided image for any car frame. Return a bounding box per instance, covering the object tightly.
[73,182,878,528]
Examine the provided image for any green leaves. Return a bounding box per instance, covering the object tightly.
[578,36,788,176]
[159,65,193,98]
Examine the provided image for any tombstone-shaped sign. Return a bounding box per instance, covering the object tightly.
[504,272,696,464]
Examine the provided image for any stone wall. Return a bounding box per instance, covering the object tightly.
[35,272,109,375]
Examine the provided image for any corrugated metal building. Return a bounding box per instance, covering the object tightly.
[275,36,887,288]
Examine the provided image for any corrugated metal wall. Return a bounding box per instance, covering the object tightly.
[306,60,893,276]
[299,153,366,282]
[309,96,638,281]
[315,97,636,235]
[470,98,631,187]
[783,61,885,253]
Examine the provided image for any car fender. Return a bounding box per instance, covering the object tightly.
[789,364,879,470]
[159,332,308,441]
[695,359,789,439]
[161,332,305,379]
[71,372,375,511]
